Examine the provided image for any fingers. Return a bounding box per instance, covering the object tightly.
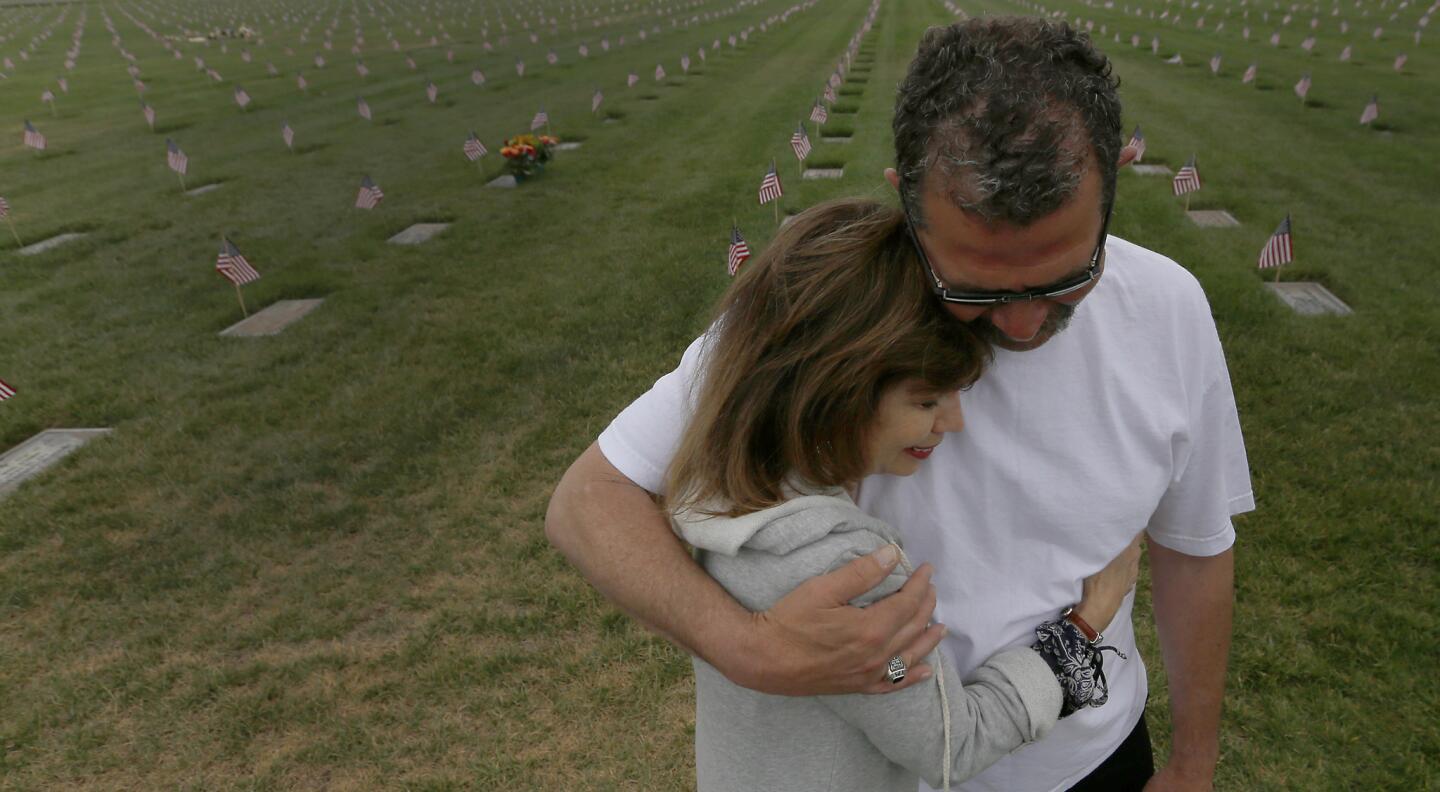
[807,544,902,605]
[864,622,947,694]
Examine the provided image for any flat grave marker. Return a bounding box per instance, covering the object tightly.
[1131,164,1174,176]
[17,232,86,256]
[186,183,224,197]
[554,142,582,151]
[803,168,844,180]
[1187,210,1241,227]
[1265,282,1353,316]
[487,174,518,188]
[388,223,450,245]
[821,136,852,144]
[0,428,113,499]
[220,298,325,336]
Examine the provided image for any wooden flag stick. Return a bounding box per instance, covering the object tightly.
[1275,262,1283,283]
[1185,193,1192,212]
[178,171,187,191]
[774,198,780,225]
[6,217,21,247]
[234,281,249,317]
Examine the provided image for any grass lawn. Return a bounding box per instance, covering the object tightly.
[0,0,1435,787]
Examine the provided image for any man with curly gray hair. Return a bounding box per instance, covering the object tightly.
[548,16,1252,792]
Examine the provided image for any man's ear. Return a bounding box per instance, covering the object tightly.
[1117,145,1139,168]
[884,167,900,191]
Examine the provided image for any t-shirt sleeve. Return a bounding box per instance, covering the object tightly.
[596,332,711,494]
[1146,286,1255,556]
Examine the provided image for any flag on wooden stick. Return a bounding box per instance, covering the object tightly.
[810,100,828,124]
[356,175,384,209]
[426,81,438,103]
[1359,94,1379,125]
[1294,72,1312,101]
[758,161,784,205]
[141,101,155,130]
[234,85,251,109]
[217,237,261,285]
[166,137,188,175]
[1258,215,1293,271]
[281,120,294,150]
[1126,126,1146,162]
[463,131,487,161]
[1242,63,1257,84]
[727,225,751,276]
[531,108,549,131]
[357,95,372,120]
[790,123,811,161]
[1172,155,1201,196]
[592,87,603,113]
[22,120,45,150]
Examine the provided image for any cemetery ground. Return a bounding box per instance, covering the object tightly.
[0,0,1435,786]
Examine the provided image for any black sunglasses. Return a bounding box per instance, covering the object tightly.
[902,203,1112,306]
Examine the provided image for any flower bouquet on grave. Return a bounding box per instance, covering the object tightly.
[500,133,558,181]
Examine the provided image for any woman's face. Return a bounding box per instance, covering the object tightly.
[864,380,965,477]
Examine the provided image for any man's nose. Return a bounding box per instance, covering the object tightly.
[987,301,1051,342]
[934,393,965,434]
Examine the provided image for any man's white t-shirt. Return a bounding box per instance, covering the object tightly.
[598,236,1255,792]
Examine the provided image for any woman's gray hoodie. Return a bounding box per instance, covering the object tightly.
[674,490,1062,792]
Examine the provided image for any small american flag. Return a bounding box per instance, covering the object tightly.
[1127,126,1146,162]
[592,87,603,113]
[810,101,828,124]
[297,73,309,91]
[515,59,525,77]
[1340,45,1352,61]
[141,101,155,129]
[0,378,15,401]
[1242,63,1257,84]
[655,63,666,81]
[234,85,251,109]
[463,131,487,161]
[471,68,485,85]
[1394,53,1407,71]
[1301,35,1316,51]
[315,54,326,68]
[282,120,294,149]
[40,90,54,106]
[22,120,45,150]
[627,72,639,87]
[790,123,811,161]
[358,96,372,120]
[0,196,9,218]
[1209,53,1222,74]
[426,81,438,103]
[531,108,548,131]
[546,50,558,65]
[1257,215,1293,269]
[217,237,261,285]
[727,225,751,276]
[758,161,783,205]
[166,138,187,174]
[356,175,384,209]
[57,77,67,93]
[1172,155,1201,195]
[1294,72,1312,100]
[579,44,589,57]
[824,84,837,104]
[681,55,691,73]
[1359,94,1379,125]
[356,60,369,77]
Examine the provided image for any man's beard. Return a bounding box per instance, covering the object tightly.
[973,302,1077,350]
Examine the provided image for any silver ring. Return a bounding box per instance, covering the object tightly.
[885,655,907,685]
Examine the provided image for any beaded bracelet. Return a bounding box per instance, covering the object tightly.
[1032,618,1127,718]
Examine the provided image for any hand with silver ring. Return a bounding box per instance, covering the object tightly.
[885,655,907,684]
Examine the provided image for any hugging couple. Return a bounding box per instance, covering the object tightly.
[548,17,1253,792]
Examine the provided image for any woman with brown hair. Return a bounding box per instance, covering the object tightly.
[666,198,1142,791]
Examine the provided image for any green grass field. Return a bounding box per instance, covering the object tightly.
[0,0,1435,787]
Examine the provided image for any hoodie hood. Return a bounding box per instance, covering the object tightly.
[673,488,900,557]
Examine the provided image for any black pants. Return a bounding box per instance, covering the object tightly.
[1065,715,1155,792]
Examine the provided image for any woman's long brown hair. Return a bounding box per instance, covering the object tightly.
[666,198,991,518]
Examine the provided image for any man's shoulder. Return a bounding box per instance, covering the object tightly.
[1100,235,1213,321]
